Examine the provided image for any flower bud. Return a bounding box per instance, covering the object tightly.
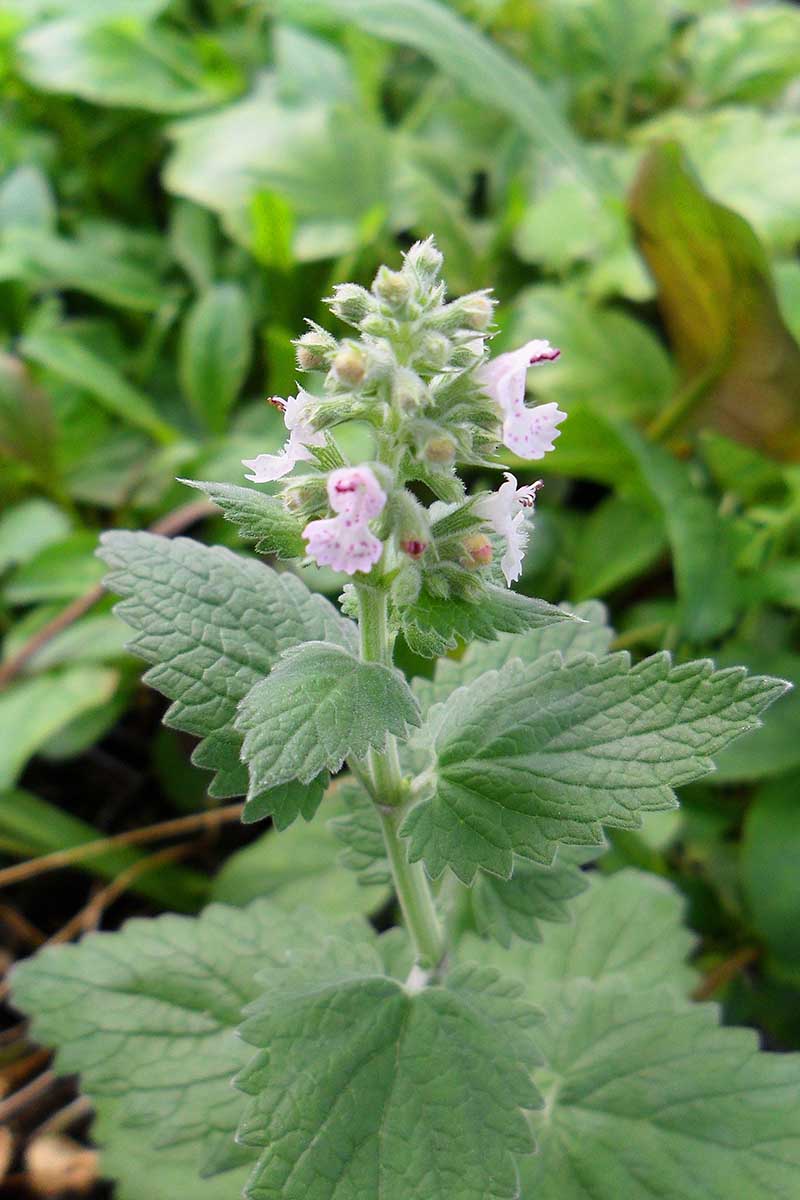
[330,345,366,387]
[404,236,443,286]
[294,324,337,371]
[400,538,427,560]
[392,367,426,414]
[373,265,411,309]
[281,475,328,517]
[424,436,456,464]
[462,533,493,567]
[327,283,374,326]
[359,312,399,339]
[415,333,451,372]
[450,338,486,369]
[458,291,495,331]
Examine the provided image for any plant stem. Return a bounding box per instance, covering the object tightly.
[357,584,446,971]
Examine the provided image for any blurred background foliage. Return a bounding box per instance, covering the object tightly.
[1,0,799,1055]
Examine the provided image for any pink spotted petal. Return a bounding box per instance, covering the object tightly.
[502,400,566,460]
[303,514,383,575]
[480,339,560,417]
[327,466,387,520]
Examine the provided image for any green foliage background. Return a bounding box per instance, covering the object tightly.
[1,0,800,1049]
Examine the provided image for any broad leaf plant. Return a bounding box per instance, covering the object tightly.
[11,241,799,1200]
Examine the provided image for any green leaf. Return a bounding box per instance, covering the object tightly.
[523,983,800,1199]
[571,495,667,601]
[98,532,357,803]
[3,532,105,604]
[0,351,58,478]
[275,0,599,190]
[180,479,306,559]
[683,7,800,106]
[179,283,252,433]
[240,775,328,829]
[18,17,241,114]
[504,284,674,420]
[236,936,541,1200]
[3,226,165,310]
[9,901,361,1184]
[711,648,800,783]
[0,164,56,232]
[236,641,420,793]
[471,845,603,948]
[0,666,118,789]
[469,869,698,1007]
[403,652,787,881]
[741,773,800,965]
[615,424,740,641]
[213,784,389,917]
[329,776,391,886]
[22,330,178,444]
[169,199,216,290]
[399,582,574,658]
[629,140,800,458]
[414,599,614,711]
[0,498,71,572]
[5,0,170,20]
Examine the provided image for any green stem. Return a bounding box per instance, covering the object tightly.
[357,584,446,972]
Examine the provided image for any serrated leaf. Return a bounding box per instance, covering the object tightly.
[403,652,787,881]
[9,901,363,1183]
[399,582,575,658]
[471,845,603,948]
[240,774,327,829]
[181,479,306,560]
[328,776,391,886]
[415,599,613,711]
[236,937,541,1200]
[522,982,800,1199]
[235,641,420,792]
[471,870,698,1007]
[98,532,357,810]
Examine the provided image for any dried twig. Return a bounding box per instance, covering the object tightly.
[0,498,217,690]
[691,945,760,1001]
[0,803,243,890]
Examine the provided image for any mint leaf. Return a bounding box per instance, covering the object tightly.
[472,870,698,1006]
[236,641,420,792]
[399,582,575,657]
[236,937,541,1200]
[403,652,787,881]
[240,774,327,828]
[471,845,603,947]
[180,479,306,560]
[523,983,800,1200]
[414,599,613,711]
[98,532,356,809]
[9,901,362,1183]
[328,776,391,886]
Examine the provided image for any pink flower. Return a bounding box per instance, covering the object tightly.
[242,388,326,482]
[302,466,387,575]
[480,340,566,460]
[475,472,542,586]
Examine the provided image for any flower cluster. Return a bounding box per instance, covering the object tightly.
[242,238,566,587]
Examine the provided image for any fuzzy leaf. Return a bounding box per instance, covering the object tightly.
[181,479,306,559]
[9,902,362,1183]
[98,533,356,815]
[414,599,613,711]
[236,937,541,1200]
[399,582,574,658]
[236,641,420,792]
[471,845,603,947]
[403,652,787,881]
[328,776,391,886]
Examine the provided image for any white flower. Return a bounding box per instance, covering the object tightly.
[242,388,326,482]
[480,340,566,459]
[475,472,542,586]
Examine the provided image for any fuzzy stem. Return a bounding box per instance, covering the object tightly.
[357,584,446,971]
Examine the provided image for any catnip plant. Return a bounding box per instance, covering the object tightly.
[12,239,800,1200]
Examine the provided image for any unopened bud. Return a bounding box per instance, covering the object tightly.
[392,368,425,413]
[462,533,493,567]
[282,476,328,516]
[400,537,427,560]
[424,436,456,464]
[459,291,495,331]
[328,283,373,326]
[360,312,399,338]
[331,346,366,387]
[415,333,451,372]
[404,236,443,286]
[295,326,336,370]
[373,265,411,309]
[450,338,485,369]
